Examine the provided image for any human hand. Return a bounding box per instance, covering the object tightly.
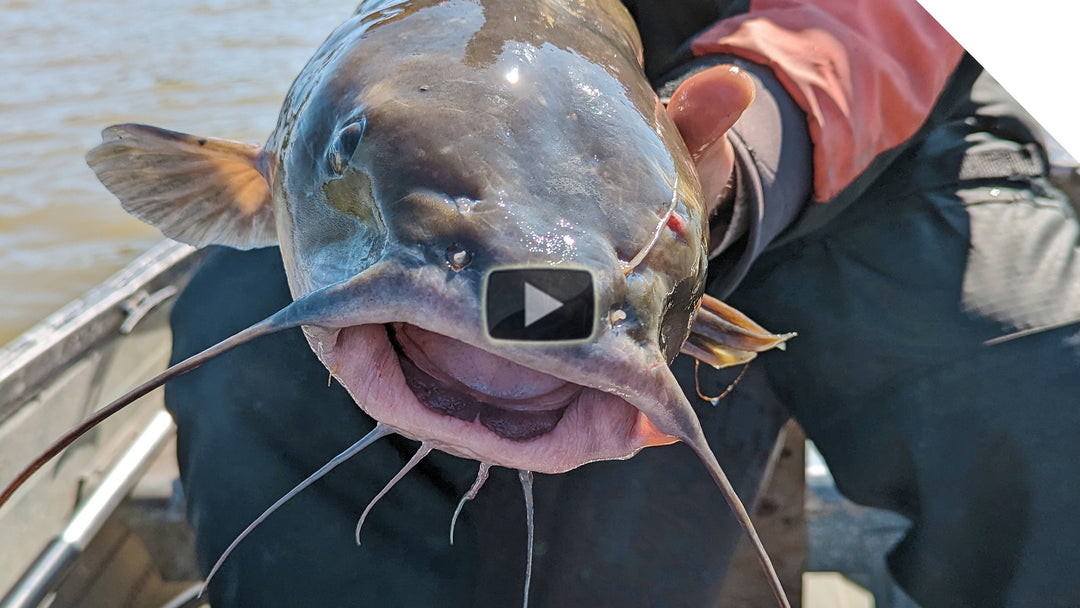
[665,65,756,215]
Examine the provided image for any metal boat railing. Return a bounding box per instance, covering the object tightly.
[0,240,206,607]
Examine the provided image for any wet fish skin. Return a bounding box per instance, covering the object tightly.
[271,0,707,341]
[82,0,717,482]
[76,1,793,605]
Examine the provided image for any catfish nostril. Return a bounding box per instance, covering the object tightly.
[445,246,473,272]
[452,196,475,213]
[608,308,627,327]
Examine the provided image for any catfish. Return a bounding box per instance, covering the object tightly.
[1,0,793,605]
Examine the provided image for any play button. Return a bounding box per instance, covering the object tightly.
[524,282,564,327]
[486,268,595,341]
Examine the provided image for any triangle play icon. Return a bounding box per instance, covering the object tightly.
[486,267,595,341]
[524,282,564,327]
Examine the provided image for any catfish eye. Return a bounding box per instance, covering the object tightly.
[328,117,367,174]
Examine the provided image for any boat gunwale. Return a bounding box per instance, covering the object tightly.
[0,240,203,425]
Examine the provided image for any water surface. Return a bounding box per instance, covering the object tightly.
[0,0,352,345]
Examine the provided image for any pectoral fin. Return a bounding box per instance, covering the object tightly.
[86,123,276,249]
[682,294,795,368]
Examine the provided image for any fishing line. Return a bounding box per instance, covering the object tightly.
[622,176,680,275]
[693,360,751,406]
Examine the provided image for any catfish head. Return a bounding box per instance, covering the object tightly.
[87,0,723,474]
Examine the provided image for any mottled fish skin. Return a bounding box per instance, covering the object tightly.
[272,0,706,338]
[74,0,789,481]
[252,0,716,469]
[54,1,794,604]
[78,0,717,475]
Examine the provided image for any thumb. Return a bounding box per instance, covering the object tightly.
[666,65,755,159]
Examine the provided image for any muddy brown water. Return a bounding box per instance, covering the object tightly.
[0,0,351,345]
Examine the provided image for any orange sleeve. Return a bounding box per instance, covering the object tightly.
[691,0,965,202]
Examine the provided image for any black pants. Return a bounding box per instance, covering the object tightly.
[726,72,1080,608]
[167,73,1080,607]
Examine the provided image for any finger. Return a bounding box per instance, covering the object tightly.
[666,65,755,158]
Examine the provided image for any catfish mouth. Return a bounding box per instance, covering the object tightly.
[390,324,581,441]
[320,321,677,473]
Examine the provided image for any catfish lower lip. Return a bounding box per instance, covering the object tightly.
[390,324,578,441]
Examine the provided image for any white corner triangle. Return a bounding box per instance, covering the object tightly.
[915,0,1079,162]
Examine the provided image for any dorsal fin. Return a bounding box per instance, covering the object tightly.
[86,123,276,249]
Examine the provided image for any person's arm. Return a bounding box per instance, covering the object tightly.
[665,57,814,296]
[664,0,969,295]
[693,0,966,203]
